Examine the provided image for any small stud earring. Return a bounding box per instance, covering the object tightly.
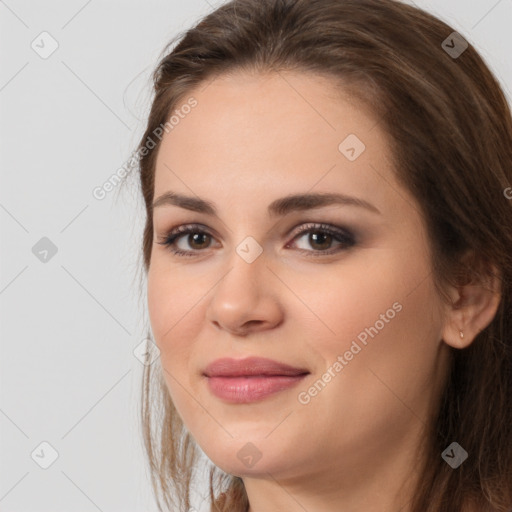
[459,330,464,339]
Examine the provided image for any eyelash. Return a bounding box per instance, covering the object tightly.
[156,222,356,258]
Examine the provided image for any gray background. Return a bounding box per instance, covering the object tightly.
[0,0,510,511]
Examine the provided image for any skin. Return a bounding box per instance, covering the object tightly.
[146,70,501,512]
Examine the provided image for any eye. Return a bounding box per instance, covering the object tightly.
[155,222,355,257]
[155,224,216,257]
[286,222,355,256]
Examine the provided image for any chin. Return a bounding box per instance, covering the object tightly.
[198,436,300,478]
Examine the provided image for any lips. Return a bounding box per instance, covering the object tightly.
[203,356,309,377]
[203,357,310,403]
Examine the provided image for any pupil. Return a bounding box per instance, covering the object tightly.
[191,233,208,248]
[310,232,331,250]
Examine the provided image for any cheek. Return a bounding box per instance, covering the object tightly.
[146,280,217,450]
[286,250,417,348]
[297,249,445,428]
[147,267,173,345]
[281,283,443,476]
[147,261,200,345]
[296,239,442,375]
[146,264,200,388]
[146,267,197,414]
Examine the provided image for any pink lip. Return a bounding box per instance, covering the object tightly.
[203,357,310,403]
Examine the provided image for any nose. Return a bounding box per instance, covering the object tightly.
[205,248,284,336]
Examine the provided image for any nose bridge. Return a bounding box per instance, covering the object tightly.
[218,235,267,302]
[206,235,281,332]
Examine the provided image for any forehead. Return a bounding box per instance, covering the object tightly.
[153,70,398,213]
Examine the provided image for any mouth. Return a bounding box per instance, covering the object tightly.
[202,356,310,403]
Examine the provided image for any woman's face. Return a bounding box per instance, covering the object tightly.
[147,71,452,482]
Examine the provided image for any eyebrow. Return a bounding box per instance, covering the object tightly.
[152,191,380,216]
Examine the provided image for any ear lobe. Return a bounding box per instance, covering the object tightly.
[441,262,502,350]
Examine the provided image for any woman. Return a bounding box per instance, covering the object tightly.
[132,0,512,510]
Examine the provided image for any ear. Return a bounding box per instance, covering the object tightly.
[441,253,502,349]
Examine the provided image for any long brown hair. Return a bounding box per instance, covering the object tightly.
[130,0,512,510]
